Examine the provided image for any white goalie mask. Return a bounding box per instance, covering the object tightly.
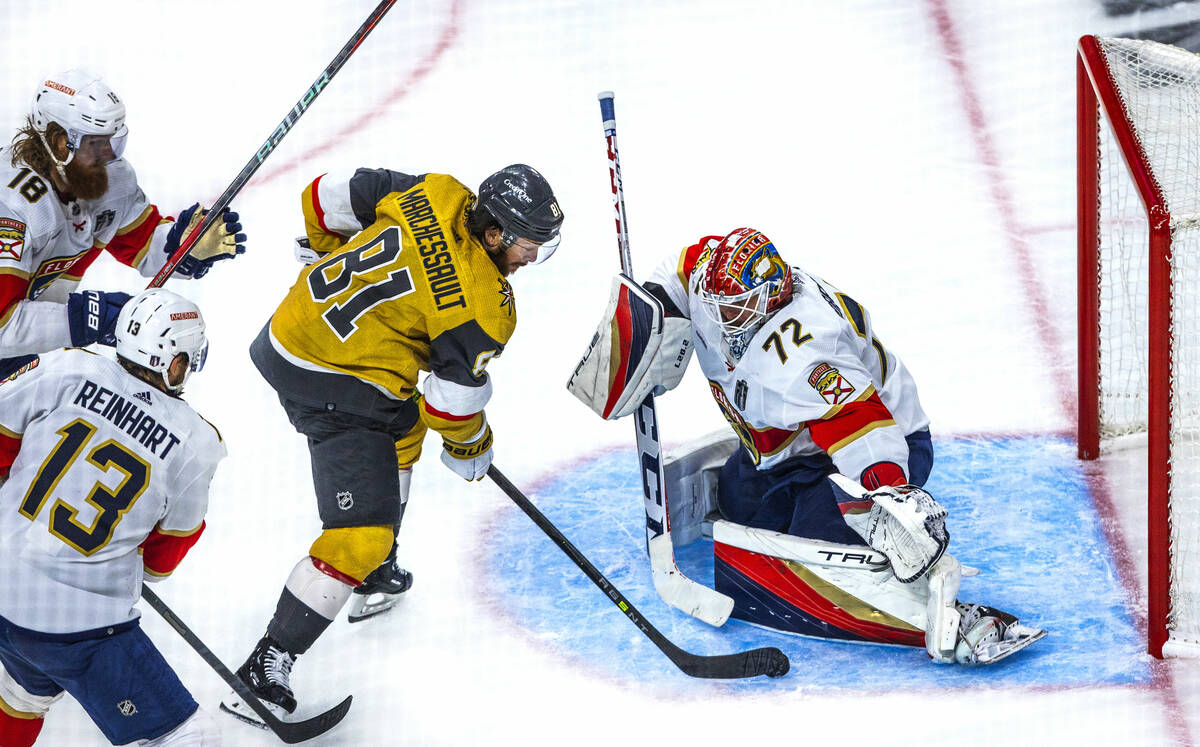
[31,70,128,169]
[115,290,208,393]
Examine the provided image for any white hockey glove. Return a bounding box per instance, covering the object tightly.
[829,473,949,583]
[168,203,247,279]
[440,425,493,481]
[294,236,321,265]
[567,274,693,420]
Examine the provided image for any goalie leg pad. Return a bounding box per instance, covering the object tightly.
[567,274,693,420]
[924,554,962,663]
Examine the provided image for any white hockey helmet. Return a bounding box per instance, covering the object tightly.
[31,70,128,165]
[115,289,208,393]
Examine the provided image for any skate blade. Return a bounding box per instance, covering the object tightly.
[219,689,288,729]
[347,592,401,623]
[977,627,1048,665]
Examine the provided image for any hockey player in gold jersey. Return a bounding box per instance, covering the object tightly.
[221,165,562,725]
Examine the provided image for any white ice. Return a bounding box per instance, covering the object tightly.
[3,0,1198,744]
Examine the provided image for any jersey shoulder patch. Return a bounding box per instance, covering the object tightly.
[0,217,27,261]
[808,361,857,405]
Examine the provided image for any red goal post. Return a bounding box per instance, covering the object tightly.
[1077,34,1200,659]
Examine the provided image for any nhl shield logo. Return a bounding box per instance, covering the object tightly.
[117,699,137,717]
[336,490,354,510]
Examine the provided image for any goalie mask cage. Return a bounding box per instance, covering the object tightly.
[1078,34,1200,659]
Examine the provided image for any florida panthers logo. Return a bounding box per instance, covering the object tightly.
[809,362,856,405]
[0,218,26,260]
[727,231,788,296]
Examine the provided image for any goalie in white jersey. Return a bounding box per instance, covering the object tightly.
[570,228,1046,665]
[0,70,246,383]
[0,290,225,745]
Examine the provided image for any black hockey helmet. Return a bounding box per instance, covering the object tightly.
[471,164,564,263]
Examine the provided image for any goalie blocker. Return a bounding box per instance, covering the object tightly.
[567,274,693,419]
[664,432,1047,665]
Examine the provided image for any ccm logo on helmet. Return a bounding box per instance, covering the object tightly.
[170,312,199,321]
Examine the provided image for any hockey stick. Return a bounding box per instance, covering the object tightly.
[149,0,397,288]
[487,466,788,679]
[598,91,735,627]
[140,584,352,744]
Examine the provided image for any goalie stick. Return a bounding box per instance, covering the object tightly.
[597,91,735,627]
[149,0,397,288]
[486,466,789,679]
[141,585,351,744]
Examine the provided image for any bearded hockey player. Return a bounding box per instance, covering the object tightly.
[569,227,1045,665]
[220,164,563,726]
[0,70,246,381]
[0,289,226,745]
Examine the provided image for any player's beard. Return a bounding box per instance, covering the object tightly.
[62,158,109,201]
[488,247,522,277]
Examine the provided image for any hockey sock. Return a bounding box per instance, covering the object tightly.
[266,557,355,655]
[0,708,43,747]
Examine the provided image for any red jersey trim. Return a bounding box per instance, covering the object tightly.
[0,272,30,326]
[106,206,163,267]
[808,391,897,455]
[140,521,205,577]
[309,174,334,235]
[422,399,477,422]
[676,236,721,292]
[0,430,21,479]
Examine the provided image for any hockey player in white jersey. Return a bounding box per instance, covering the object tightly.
[570,227,1045,665]
[0,70,246,381]
[0,289,225,745]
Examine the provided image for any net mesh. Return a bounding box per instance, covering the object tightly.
[1095,36,1200,651]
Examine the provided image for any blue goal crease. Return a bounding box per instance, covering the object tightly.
[483,435,1150,693]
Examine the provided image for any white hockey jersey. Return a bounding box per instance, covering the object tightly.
[0,349,225,633]
[647,237,930,482]
[0,149,177,358]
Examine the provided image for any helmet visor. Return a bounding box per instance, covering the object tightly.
[190,339,209,373]
[529,232,560,265]
[71,124,127,163]
[504,232,561,266]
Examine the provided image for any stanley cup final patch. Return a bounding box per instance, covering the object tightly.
[809,362,856,405]
[0,218,26,261]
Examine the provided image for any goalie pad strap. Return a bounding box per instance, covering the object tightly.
[567,274,693,420]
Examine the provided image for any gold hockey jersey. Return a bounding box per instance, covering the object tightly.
[270,170,515,429]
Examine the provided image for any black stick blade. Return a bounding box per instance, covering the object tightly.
[674,646,790,679]
[273,695,353,744]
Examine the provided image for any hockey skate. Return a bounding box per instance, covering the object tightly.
[220,635,297,728]
[347,546,413,623]
[953,603,1047,665]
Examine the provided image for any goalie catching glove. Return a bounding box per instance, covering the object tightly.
[567,274,693,419]
[167,203,247,279]
[829,473,949,583]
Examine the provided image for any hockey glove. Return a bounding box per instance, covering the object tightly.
[167,203,247,279]
[293,236,322,265]
[440,425,494,481]
[67,290,132,347]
